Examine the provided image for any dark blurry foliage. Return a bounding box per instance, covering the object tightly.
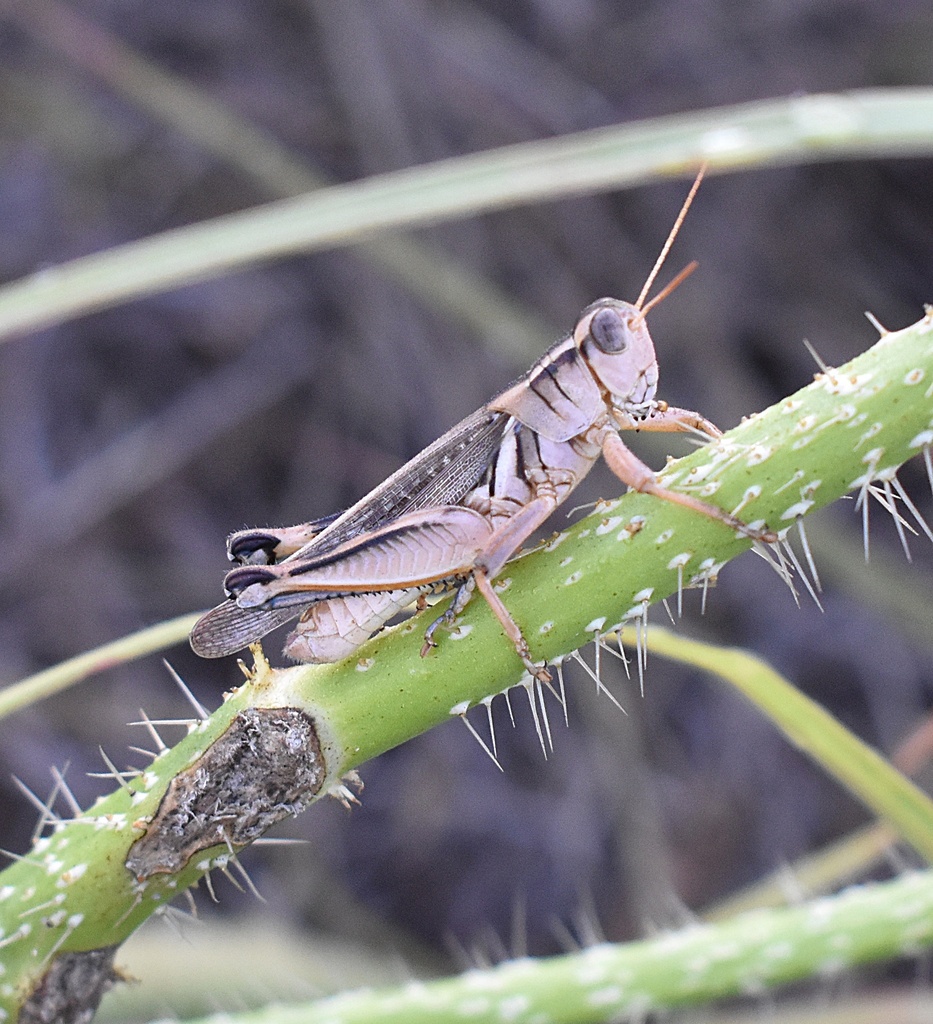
[1,0,933,972]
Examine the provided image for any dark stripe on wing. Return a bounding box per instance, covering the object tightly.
[285,409,508,557]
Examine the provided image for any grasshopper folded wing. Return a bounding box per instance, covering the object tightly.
[189,600,305,658]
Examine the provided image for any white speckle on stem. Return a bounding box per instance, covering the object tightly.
[56,863,87,888]
[819,370,874,395]
[781,500,815,520]
[545,532,570,551]
[596,516,624,535]
[588,986,624,1008]
[745,445,773,465]
[497,995,531,1020]
[794,414,819,434]
[854,425,884,450]
[774,470,805,495]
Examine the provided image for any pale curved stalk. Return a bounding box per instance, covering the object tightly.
[630,626,933,864]
[0,89,932,342]
[4,0,554,360]
[0,613,200,720]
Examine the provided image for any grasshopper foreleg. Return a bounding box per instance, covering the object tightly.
[613,403,722,441]
[601,430,777,542]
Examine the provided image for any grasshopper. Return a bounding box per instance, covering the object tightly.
[190,175,775,680]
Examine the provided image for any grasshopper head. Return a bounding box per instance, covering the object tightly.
[573,298,659,413]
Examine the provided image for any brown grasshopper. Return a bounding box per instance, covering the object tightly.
[190,177,775,680]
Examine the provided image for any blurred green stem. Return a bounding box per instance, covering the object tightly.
[1,89,932,342]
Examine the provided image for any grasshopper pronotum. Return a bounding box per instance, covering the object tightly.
[190,172,775,681]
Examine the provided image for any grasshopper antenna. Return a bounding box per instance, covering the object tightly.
[638,260,698,319]
[635,163,706,312]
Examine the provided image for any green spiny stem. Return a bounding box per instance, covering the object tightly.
[288,311,933,768]
[2,312,933,1018]
[161,870,933,1024]
[0,689,250,1018]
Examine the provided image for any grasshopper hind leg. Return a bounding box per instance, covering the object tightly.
[473,571,551,683]
[227,513,343,565]
[228,532,283,566]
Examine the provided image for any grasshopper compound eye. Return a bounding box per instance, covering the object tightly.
[589,308,630,354]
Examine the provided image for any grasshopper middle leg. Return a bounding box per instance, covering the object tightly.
[422,495,558,682]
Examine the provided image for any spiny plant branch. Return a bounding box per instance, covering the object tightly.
[3,311,933,1019]
[170,871,933,1024]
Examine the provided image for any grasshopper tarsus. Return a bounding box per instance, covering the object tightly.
[421,576,475,656]
[420,616,445,655]
[746,524,778,544]
[417,571,551,686]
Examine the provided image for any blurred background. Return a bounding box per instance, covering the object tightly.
[2,0,933,1016]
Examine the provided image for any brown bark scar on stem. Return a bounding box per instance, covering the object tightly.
[126,707,325,879]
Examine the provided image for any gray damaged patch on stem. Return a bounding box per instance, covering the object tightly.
[126,707,325,878]
[19,946,119,1024]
